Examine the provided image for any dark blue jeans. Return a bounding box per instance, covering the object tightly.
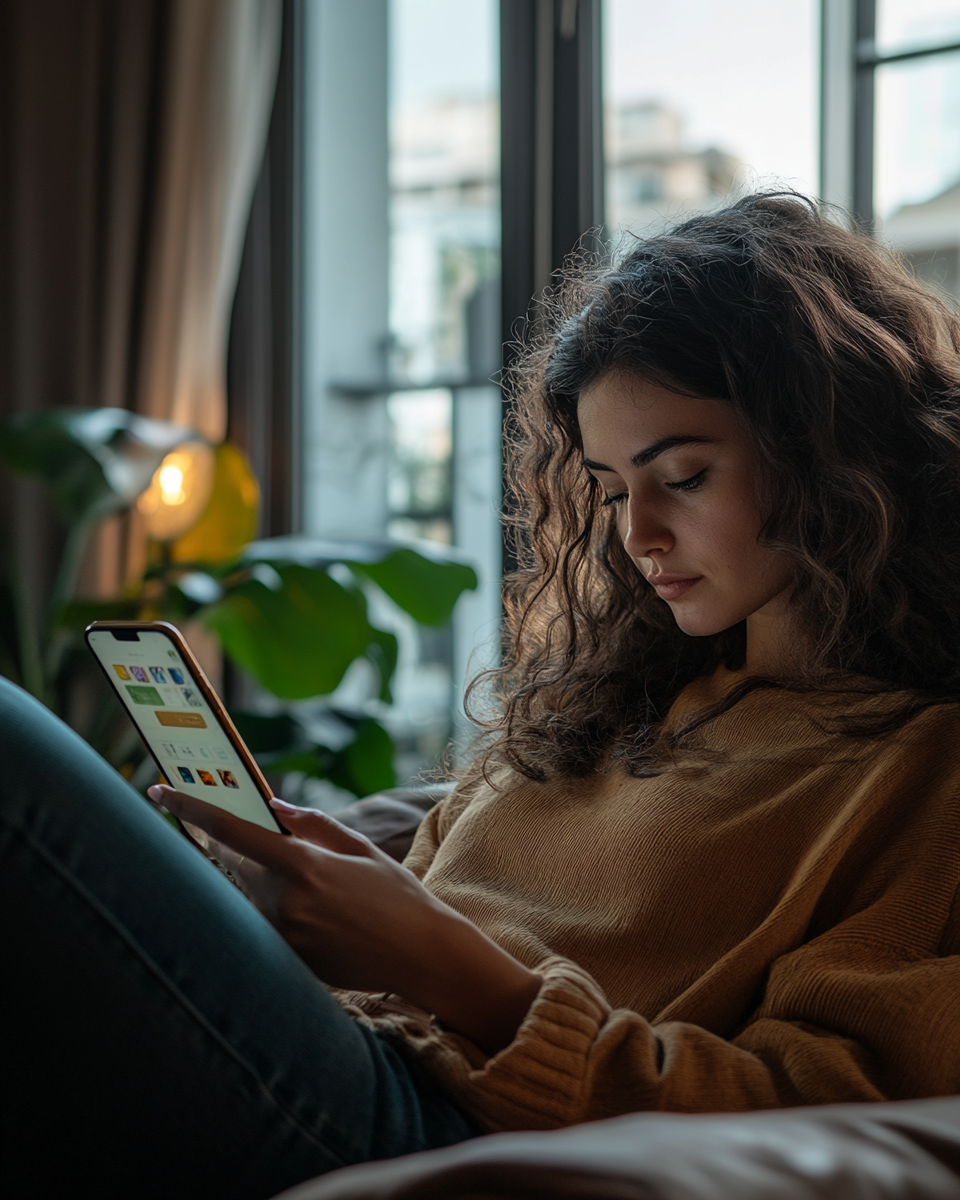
[0,679,478,1200]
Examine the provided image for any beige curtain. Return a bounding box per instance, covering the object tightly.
[138,0,281,443]
[1,0,281,599]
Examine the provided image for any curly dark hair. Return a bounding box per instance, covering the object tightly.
[470,192,960,782]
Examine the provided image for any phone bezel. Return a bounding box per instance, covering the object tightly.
[84,619,285,834]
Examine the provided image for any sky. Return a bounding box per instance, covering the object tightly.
[390,0,497,106]
[876,0,960,53]
[605,0,819,197]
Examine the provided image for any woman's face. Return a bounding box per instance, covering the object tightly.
[577,373,795,650]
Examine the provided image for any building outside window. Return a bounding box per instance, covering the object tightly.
[604,0,819,238]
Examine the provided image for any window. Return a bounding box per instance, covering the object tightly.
[301,0,502,781]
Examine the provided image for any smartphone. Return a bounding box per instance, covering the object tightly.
[85,620,283,834]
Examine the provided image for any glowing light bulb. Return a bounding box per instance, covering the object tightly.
[158,464,185,504]
[137,441,214,541]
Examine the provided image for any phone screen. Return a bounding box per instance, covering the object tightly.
[87,627,281,832]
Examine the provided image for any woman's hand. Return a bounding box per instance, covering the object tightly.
[148,785,540,1055]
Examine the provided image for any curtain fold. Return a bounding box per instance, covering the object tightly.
[138,0,282,443]
[1,0,282,599]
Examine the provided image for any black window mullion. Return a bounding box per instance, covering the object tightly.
[852,0,876,230]
[499,0,604,575]
[500,0,604,358]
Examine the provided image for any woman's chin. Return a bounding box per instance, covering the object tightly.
[668,602,740,639]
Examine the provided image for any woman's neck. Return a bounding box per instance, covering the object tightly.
[744,588,802,676]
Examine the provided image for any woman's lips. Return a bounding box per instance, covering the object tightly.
[648,575,703,600]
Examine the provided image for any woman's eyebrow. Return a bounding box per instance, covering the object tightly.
[582,435,719,473]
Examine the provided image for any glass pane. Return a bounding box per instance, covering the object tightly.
[389,0,500,388]
[381,2,501,783]
[604,0,818,238]
[877,0,960,56]
[387,389,453,544]
[876,49,960,304]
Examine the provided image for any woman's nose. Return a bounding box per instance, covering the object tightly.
[621,495,674,559]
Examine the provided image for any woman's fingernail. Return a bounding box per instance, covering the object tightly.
[147,785,164,802]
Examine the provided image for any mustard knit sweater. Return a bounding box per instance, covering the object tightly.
[341,667,960,1131]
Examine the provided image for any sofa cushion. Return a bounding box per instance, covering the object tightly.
[272,1096,960,1200]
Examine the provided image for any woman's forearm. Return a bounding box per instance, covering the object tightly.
[401,907,541,1055]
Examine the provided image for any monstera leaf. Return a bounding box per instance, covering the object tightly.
[209,537,477,704]
[201,563,392,700]
[240,536,479,626]
[348,547,479,627]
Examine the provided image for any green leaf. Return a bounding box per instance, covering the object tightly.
[329,717,396,797]
[348,548,478,626]
[229,710,303,755]
[201,565,376,699]
[227,710,334,778]
[267,748,336,777]
[365,627,399,704]
[0,408,189,524]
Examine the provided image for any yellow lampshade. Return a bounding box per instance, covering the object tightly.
[169,442,260,565]
[137,441,215,542]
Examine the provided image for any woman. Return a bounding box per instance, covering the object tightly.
[3,194,958,1198]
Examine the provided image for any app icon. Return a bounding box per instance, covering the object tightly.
[198,746,212,759]
[160,742,176,756]
[112,664,130,680]
[177,766,195,784]
[167,650,176,659]
[214,747,230,762]
[149,667,167,683]
[181,687,202,708]
[130,665,148,683]
[169,668,185,684]
[126,684,162,706]
[177,744,195,758]
[197,769,217,786]
[217,770,240,789]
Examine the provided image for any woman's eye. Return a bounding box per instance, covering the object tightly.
[600,491,628,507]
[666,469,706,493]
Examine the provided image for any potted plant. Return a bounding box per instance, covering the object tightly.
[1,409,478,799]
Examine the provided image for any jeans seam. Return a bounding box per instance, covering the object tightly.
[2,815,352,1169]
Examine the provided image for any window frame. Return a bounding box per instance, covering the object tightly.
[822,0,960,230]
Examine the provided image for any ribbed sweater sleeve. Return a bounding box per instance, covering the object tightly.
[407,928,960,1131]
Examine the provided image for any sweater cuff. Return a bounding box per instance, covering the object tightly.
[405,955,614,1131]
